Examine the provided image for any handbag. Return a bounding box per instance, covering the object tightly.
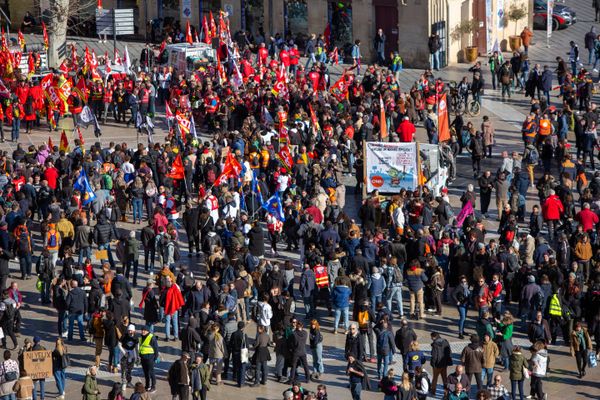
[522,365,530,379]
[588,350,598,368]
[240,335,249,364]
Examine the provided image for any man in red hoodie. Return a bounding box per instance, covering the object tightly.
[542,189,564,241]
[396,116,416,142]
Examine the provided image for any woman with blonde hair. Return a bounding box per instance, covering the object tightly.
[52,338,69,399]
[398,371,418,400]
[404,341,425,377]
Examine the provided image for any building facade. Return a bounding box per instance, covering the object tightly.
[8,0,531,67]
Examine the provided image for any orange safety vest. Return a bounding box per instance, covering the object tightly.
[538,119,551,136]
[314,265,329,288]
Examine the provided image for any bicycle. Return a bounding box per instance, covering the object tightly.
[448,81,481,117]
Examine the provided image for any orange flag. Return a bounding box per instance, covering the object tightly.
[380,95,388,140]
[77,126,85,145]
[59,130,69,152]
[438,93,450,142]
[167,154,185,180]
[48,136,54,149]
[17,30,25,50]
[185,20,193,44]
[203,16,211,44]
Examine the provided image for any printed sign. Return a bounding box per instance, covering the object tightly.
[365,142,418,193]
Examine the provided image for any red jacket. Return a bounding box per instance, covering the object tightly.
[396,120,416,142]
[576,208,599,231]
[542,194,564,221]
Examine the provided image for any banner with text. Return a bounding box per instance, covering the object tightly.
[365,142,418,193]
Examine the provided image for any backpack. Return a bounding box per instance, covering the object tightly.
[173,242,181,261]
[387,265,403,285]
[527,148,539,164]
[17,228,31,254]
[358,310,370,330]
[415,372,431,392]
[102,174,113,190]
[48,231,58,248]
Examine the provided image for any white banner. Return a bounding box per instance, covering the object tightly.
[365,142,418,193]
[497,0,505,30]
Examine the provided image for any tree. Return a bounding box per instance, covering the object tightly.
[46,0,70,67]
[507,3,528,36]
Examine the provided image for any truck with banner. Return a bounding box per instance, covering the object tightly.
[364,141,449,196]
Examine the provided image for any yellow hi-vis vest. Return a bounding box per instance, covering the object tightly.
[139,334,155,355]
[548,294,562,317]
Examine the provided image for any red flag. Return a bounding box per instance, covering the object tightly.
[271,75,288,98]
[47,107,56,130]
[175,112,191,134]
[277,145,294,171]
[309,103,321,133]
[379,95,388,140]
[202,16,211,44]
[158,41,166,58]
[209,12,217,38]
[167,154,185,180]
[17,31,25,50]
[438,93,451,142]
[27,53,35,74]
[330,76,349,101]
[215,153,242,186]
[324,23,331,49]
[97,0,102,8]
[0,28,7,52]
[75,78,88,102]
[114,49,122,65]
[41,22,49,50]
[48,136,54,149]
[59,130,69,152]
[77,126,85,145]
[71,45,77,68]
[216,53,227,84]
[185,20,193,45]
[58,59,70,74]
[165,101,174,119]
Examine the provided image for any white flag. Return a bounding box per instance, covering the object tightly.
[123,45,131,72]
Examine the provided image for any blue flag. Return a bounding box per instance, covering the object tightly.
[262,193,285,222]
[73,169,96,205]
[251,170,263,205]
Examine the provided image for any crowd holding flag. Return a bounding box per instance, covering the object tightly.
[73,169,96,205]
[262,193,285,222]
[167,154,185,180]
[215,153,242,186]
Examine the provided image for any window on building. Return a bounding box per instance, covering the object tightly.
[285,0,308,46]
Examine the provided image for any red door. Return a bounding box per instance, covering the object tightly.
[472,0,486,54]
[375,4,399,59]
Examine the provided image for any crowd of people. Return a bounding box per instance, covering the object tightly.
[0,8,596,400]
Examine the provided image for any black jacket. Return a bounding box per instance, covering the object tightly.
[430,337,453,368]
[292,329,308,356]
[93,215,117,245]
[183,206,200,234]
[395,326,417,355]
[66,287,87,315]
[181,318,203,353]
[228,329,248,355]
[247,226,265,257]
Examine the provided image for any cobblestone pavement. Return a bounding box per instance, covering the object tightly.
[5,1,600,398]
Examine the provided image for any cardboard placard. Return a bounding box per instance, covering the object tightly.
[95,249,108,260]
[23,350,53,380]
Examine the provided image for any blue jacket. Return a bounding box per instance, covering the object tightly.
[331,285,351,308]
[405,267,428,291]
[405,350,426,373]
[370,274,387,296]
[376,329,395,356]
[541,70,553,91]
[300,269,316,298]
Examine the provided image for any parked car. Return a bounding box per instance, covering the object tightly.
[533,0,576,30]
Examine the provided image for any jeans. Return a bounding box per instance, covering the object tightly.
[431,51,440,70]
[54,369,66,395]
[0,394,16,400]
[377,353,390,379]
[333,306,349,331]
[144,247,155,271]
[511,379,524,400]
[457,305,467,335]
[256,360,268,384]
[303,295,315,319]
[141,355,156,388]
[132,198,143,222]
[530,375,544,399]
[571,61,577,76]
[58,310,68,336]
[98,243,116,269]
[32,379,45,400]
[371,294,383,312]
[18,253,32,277]
[78,246,92,265]
[481,367,494,387]
[312,342,324,374]
[68,313,85,341]
[11,119,19,141]
[350,382,362,400]
[305,53,316,69]
[543,90,551,104]
[386,285,404,316]
[40,280,51,303]
[165,310,179,339]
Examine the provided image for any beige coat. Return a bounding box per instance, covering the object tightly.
[482,340,500,369]
[482,121,495,147]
